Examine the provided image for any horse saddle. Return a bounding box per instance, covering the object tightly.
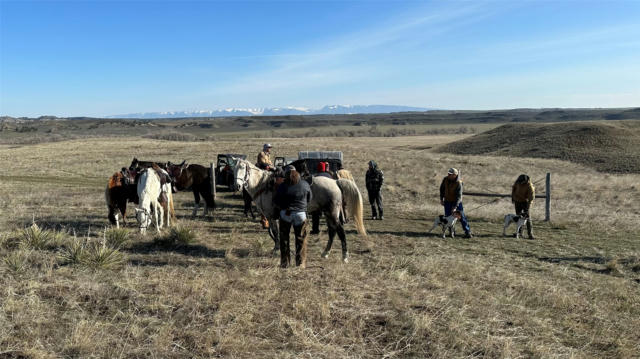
[151,165,172,192]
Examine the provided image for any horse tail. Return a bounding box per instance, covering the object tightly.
[336,179,367,238]
[337,169,354,181]
[105,183,117,224]
[169,192,176,220]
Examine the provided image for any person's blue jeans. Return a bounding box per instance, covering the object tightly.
[443,201,471,234]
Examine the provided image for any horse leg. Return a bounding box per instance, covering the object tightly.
[155,202,163,233]
[269,219,280,255]
[192,190,201,218]
[336,224,348,263]
[203,194,209,216]
[322,225,336,259]
[108,205,117,227]
[119,200,128,227]
[203,191,215,217]
[294,220,309,268]
[279,219,292,268]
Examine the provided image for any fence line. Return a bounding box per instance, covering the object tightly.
[464,173,551,221]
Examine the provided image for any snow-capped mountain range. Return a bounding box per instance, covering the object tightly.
[108,105,431,119]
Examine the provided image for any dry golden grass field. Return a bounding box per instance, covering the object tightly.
[1,133,639,358]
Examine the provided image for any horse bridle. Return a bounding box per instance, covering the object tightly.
[240,162,252,189]
[137,207,151,229]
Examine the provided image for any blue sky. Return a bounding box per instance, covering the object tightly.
[1,0,639,117]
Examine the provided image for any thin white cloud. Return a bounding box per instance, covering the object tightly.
[208,2,494,97]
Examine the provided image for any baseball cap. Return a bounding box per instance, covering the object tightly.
[447,168,459,175]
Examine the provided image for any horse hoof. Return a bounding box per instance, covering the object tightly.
[321,251,329,259]
[342,256,349,264]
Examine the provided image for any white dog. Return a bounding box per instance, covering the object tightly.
[428,211,462,238]
[503,214,529,238]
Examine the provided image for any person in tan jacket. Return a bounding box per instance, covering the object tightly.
[256,143,273,228]
[439,167,472,238]
[256,143,273,170]
[512,174,535,239]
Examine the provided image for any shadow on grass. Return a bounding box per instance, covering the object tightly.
[538,256,609,264]
[366,230,426,238]
[125,241,255,260]
[15,215,107,233]
[536,256,640,278]
[125,241,226,258]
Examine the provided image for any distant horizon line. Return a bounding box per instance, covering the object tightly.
[2,105,639,119]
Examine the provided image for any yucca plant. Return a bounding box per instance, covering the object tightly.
[59,234,87,266]
[4,250,31,274]
[83,239,125,270]
[154,226,197,248]
[20,221,61,250]
[104,228,130,248]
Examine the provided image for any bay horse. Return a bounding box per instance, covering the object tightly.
[234,159,366,263]
[167,160,216,218]
[105,168,138,228]
[135,169,164,234]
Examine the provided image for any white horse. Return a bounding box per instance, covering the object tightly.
[135,169,164,234]
[234,159,366,263]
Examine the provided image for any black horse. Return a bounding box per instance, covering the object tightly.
[167,161,216,218]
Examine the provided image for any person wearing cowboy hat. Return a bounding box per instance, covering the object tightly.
[439,167,473,238]
[257,143,273,170]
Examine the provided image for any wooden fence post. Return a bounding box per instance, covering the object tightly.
[211,162,216,199]
[545,172,551,222]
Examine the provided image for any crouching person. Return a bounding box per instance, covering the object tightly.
[275,165,313,268]
[512,174,535,239]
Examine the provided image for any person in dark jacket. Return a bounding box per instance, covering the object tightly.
[365,160,384,220]
[512,174,535,239]
[439,167,472,238]
[274,165,312,268]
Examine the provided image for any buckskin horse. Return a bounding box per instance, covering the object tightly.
[234,159,366,263]
[167,160,216,218]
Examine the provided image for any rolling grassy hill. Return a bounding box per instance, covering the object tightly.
[2,108,639,145]
[438,120,640,173]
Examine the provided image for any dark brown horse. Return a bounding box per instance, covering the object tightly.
[167,161,216,218]
[105,168,138,228]
[243,188,256,219]
[129,157,169,171]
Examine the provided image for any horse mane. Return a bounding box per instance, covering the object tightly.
[240,159,275,196]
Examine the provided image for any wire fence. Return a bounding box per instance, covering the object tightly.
[463,173,551,221]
